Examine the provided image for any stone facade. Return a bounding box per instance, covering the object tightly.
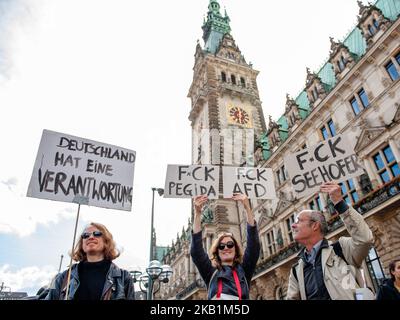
[159,0,400,300]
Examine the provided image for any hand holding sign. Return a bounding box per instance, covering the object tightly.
[231,193,255,226]
[194,195,209,216]
[231,193,251,211]
[320,181,343,205]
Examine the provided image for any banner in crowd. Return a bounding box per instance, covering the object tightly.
[27,129,136,211]
[223,167,276,199]
[284,134,364,198]
[164,165,219,198]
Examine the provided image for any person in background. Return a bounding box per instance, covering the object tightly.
[376,258,400,300]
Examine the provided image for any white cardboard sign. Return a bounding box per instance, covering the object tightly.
[284,134,364,198]
[164,165,219,199]
[27,129,136,211]
[223,167,277,199]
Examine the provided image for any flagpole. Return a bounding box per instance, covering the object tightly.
[64,204,81,300]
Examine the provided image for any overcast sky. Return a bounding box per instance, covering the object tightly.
[0,0,362,295]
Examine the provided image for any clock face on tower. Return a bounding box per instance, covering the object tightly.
[228,106,250,126]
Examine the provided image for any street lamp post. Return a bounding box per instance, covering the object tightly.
[134,187,168,300]
[150,187,164,262]
[130,262,173,300]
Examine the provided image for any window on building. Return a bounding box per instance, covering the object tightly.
[368,24,376,36]
[385,61,399,81]
[373,145,400,184]
[286,214,295,243]
[338,56,346,71]
[309,195,322,211]
[385,51,400,81]
[320,119,336,140]
[372,18,379,29]
[240,77,246,87]
[221,71,226,82]
[339,179,359,204]
[350,88,369,116]
[231,74,236,85]
[350,97,361,115]
[312,87,318,101]
[275,165,287,185]
[266,230,276,256]
[358,88,369,108]
[366,247,385,291]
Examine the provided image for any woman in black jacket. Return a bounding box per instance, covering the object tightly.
[377,258,400,300]
[190,193,260,300]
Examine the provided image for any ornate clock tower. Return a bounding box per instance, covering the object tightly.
[188,0,267,244]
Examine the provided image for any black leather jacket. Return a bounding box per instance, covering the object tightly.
[45,261,135,300]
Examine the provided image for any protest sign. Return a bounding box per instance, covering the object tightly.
[223,167,276,199]
[284,134,364,198]
[164,165,219,199]
[27,129,136,211]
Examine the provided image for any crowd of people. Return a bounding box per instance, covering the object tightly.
[37,182,398,300]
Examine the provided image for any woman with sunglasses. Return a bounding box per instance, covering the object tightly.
[190,193,260,300]
[45,222,135,300]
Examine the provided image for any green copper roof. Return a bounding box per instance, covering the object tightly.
[202,0,231,53]
[277,116,289,142]
[343,27,367,58]
[376,0,400,20]
[155,246,169,262]
[296,91,311,119]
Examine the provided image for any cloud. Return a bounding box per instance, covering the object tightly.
[0,264,56,296]
[0,183,77,237]
[1,177,18,190]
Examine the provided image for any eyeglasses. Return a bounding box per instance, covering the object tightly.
[81,231,103,239]
[218,241,235,250]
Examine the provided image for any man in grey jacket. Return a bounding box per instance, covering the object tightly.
[286,181,374,300]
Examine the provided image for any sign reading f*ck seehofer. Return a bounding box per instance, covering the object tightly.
[27,129,136,211]
[164,164,219,199]
[223,167,277,199]
[284,134,364,198]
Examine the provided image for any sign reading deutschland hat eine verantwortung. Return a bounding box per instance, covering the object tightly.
[284,134,364,198]
[27,129,136,211]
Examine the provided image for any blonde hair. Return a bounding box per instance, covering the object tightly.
[71,222,120,262]
[209,232,244,269]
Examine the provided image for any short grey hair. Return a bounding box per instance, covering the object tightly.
[308,210,329,236]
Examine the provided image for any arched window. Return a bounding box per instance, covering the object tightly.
[231,74,236,85]
[338,55,346,71]
[312,87,318,101]
[372,18,379,29]
[221,71,226,82]
[368,24,376,36]
[240,77,246,87]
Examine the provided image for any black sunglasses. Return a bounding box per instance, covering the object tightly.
[81,230,103,239]
[218,241,235,250]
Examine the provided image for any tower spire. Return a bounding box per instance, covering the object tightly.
[202,0,231,53]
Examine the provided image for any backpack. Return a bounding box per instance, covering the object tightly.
[291,241,375,299]
[291,241,347,282]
